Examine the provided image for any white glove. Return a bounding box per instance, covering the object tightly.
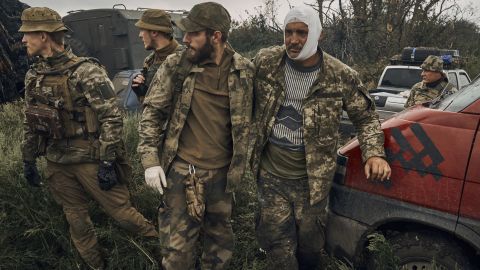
[145,166,167,195]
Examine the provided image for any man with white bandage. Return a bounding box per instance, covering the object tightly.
[250,6,390,269]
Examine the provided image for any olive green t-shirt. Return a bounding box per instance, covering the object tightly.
[177,47,234,169]
[260,142,308,179]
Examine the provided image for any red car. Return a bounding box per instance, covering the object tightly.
[327,77,480,269]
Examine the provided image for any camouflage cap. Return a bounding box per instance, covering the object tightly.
[176,2,231,33]
[19,7,68,33]
[421,55,444,73]
[135,9,173,33]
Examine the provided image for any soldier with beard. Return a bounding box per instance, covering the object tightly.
[137,2,254,269]
[132,9,181,103]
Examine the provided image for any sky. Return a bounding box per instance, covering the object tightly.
[21,0,480,26]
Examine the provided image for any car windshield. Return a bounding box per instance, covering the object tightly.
[381,68,422,88]
[432,77,480,112]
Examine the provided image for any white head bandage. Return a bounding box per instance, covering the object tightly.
[284,6,322,61]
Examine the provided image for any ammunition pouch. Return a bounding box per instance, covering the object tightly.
[28,57,101,140]
[184,172,206,223]
[25,105,64,139]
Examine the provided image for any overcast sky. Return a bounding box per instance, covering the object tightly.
[21,0,480,26]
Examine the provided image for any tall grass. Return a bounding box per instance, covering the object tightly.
[0,102,403,269]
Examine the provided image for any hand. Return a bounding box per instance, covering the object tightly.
[364,157,391,181]
[145,166,167,195]
[132,74,145,87]
[23,160,41,187]
[97,161,118,191]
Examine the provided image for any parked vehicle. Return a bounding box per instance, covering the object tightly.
[371,65,471,121]
[63,6,187,111]
[327,77,480,269]
[340,47,471,137]
[63,6,186,78]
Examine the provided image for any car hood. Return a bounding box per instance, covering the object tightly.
[371,86,410,94]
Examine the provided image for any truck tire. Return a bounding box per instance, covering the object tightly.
[389,231,474,270]
[65,37,90,57]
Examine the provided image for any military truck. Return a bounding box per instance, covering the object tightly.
[63,6,187,111]
[63,5,186,77]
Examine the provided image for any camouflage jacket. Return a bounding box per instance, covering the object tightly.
[22,48,123,164]
[251,46,385,205]
[405,79,457,108]
[138,45,254,192]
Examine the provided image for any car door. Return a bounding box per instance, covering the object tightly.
[457,81,480,246]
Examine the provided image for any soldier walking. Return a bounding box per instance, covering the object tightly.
[132,9,181,103]
[137,2,254,269]
[405,55,458,108]
[250,6,391,269]
[20,7,158,270]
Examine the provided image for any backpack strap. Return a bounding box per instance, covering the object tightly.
[168,51,192,117]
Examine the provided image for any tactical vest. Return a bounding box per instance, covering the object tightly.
[25,58,100,140]
[144,61,161,88]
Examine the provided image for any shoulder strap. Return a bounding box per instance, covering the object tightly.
[37,57,100,76]
[163,51,192,136]
[169,51,192,110]
[173,51,193,93]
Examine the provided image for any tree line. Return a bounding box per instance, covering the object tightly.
[229,0,480,85]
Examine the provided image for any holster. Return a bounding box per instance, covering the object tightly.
[184,172,206,223]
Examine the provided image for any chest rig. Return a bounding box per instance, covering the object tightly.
[25,58,100,140]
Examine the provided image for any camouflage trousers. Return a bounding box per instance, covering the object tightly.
[256,169,328,270]
[45,161,158,269]
[158,158,233,270]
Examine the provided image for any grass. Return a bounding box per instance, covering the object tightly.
[0,101,405,269]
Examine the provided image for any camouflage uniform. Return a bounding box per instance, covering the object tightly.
[20,7,157,270]
[251,46,385,269]
[138,3,254,269]
[405,55,457,108]
[134,9,181,102]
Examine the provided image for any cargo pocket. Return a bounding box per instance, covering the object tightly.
[157,201,171,248]
[44,165,66,206]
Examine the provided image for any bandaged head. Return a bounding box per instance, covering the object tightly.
[284,6,322,61]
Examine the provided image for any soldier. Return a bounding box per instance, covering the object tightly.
[405,55,458,108]
[250,6,391,269]
[132,9,181,103]
[19,7,158,270]
[137,2,254,269]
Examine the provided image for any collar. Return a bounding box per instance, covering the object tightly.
[154,39,179,63]
[40,47,76,69]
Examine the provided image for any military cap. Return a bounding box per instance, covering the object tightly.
[19,7,68,33]
[421,55,444,73]
[176,2,231,33]
[135,9,173,33]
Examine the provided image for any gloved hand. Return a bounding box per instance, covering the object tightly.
[23,160,41,187]
[132,73,148,97]
[145,166,167,194]
[98,161,118,191]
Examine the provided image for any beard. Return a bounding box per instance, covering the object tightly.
[186,39,214,64]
